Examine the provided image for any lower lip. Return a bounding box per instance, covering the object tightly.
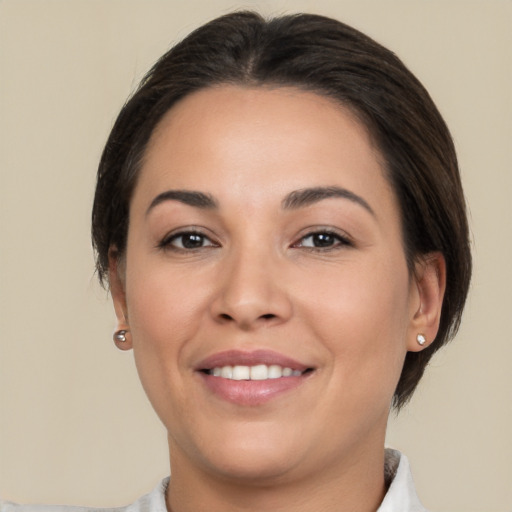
[198,372,310,406]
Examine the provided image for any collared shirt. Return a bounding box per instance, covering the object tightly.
[379,449,427,511]
[0,450,427,511]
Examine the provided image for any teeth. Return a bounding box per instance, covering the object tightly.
[250,364,268,380]
[232,365,250,380]
[208,364,304,380]
[282,367,293,377]
[268,364,282,379]
[220,366,233,379]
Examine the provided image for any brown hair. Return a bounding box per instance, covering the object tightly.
[92,11,471,409]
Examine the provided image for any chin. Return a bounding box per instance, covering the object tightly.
[173,421,309,484]
[202,449,301,485]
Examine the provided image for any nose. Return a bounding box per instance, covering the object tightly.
[210,246,293,330]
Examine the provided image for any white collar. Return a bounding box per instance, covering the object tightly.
[378,448,427,511]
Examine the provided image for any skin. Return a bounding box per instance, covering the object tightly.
[109,86,445,512]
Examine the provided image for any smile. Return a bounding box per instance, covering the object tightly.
[206,364,304,380]
[196,350,315,405]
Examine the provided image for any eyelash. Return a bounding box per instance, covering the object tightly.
[157,229,353,253]
[157,229,218,252]
[292,230,353,251]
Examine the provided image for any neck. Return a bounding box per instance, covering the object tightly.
[165,440,387,512]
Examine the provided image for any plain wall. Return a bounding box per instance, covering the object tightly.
[1,1,511,510]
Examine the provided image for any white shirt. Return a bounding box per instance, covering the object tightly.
[0,450,427,511]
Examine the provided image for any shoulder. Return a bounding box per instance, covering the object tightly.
[378,449,428,512]
[0,478,169,512]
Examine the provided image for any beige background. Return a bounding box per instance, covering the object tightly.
[0,0,511,510]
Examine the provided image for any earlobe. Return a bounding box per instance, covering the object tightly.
[109,247,133,351]
[407,252,446,352]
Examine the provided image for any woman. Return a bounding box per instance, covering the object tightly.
[2,10,471,512]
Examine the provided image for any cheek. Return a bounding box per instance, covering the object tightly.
[297,257,411,395]
[122,257,213,418]
[125,255,212,343]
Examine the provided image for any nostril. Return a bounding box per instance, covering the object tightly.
[215,311,278,327]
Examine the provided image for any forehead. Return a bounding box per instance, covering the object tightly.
[135,85,395,217]
[147,85,377,163]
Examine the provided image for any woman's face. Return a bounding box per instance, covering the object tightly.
[112,86,436,483]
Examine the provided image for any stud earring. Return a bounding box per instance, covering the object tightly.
[114,330,128,343]
[416,333,427,346]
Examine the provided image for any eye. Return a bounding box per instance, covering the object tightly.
[159,231,217,251]
[294,230,352,250]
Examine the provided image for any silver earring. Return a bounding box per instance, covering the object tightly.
[114,330,128,343]
[416,333,427,346]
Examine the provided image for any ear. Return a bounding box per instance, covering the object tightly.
[407,252,446,352]
[109,247,132,351]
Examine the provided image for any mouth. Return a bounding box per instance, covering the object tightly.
[201,364,313,380]
[195,350,315,405]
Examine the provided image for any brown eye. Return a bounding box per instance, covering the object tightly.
[163,232,216,250]
[306,233,336,247]
[297,231,351,249]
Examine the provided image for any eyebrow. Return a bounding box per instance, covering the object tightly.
[146,190,218,215]
[146,186,374,217]
[282,186,375,216]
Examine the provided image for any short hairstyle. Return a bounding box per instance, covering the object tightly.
[92,11,472,409]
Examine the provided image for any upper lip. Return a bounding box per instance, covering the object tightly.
[195,349,312,372]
